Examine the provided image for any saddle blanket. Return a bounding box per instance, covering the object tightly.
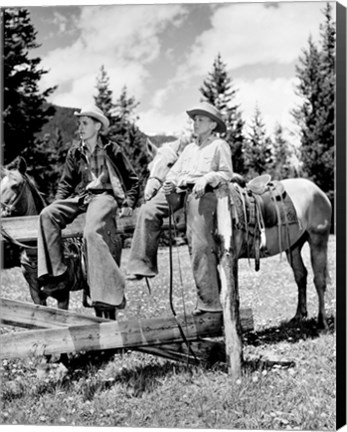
[229,181,298,233]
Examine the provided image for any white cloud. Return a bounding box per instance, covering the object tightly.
[235,77,302,144]
[139,2,328,138]
[41,4,186,107]
[137,108,191,137]
[52,11,68,32]
[37,1,332,141]
[175,2,324,82]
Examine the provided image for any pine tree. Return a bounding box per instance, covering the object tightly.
[94,71,149,198]
[94,65,115,118]
[199,53,246,175]
[292,3,335,200]
[114,86,140,124]
[270,123,295,180]
[3,8,56,163]
[112,86,148,196]
[243,106,273,179]
[22,127,68,203]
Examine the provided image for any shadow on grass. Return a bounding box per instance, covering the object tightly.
[65,348,192,378]
[63,351,194,399]
[58,314,335,388]
[243,314,335,347]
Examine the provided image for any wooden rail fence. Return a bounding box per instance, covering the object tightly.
[1,205,252,376]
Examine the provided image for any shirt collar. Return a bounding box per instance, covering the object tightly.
[196,133,216,147]
[81,137,104,155]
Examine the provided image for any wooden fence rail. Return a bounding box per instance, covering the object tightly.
[1,209,185,243]
[1,206,250,377]
[0,298,253,360]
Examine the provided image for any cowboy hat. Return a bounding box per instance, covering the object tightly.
[186,101,226,134]
[74,105,110,130]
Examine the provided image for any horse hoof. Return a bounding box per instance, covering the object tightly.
[289,313,307,325]
[318,327,329,335]
[317,319,329,332]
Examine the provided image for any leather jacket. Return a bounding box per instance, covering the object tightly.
[55,136,140,209]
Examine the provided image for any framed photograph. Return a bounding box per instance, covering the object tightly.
[1,1,346,430]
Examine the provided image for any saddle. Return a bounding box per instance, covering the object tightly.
[228,175,298,271]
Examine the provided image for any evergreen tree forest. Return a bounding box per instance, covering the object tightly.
[199,53,246,175]
[243,105,273,179]
[94,67,150,198]
[2,8,56,164]
[292,3,335,201]
[2,5,335,206]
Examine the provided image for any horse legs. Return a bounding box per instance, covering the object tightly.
[94,306,116,320]
[286,236,308,323]
[20,250,47,306]
[307,230,330,330]
[57,293,70,310]
[105,309,116,320]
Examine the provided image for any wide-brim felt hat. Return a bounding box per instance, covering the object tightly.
[74,105,110,130]
[186,101,226,134]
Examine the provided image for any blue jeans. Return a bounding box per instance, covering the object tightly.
[37,193,124,307]
[127,188,222,312]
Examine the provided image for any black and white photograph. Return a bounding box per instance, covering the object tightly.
[1,0,346,430]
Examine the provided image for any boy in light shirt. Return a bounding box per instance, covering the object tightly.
[127,102,233,315]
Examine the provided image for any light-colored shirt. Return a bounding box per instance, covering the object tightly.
[165,135,233,188]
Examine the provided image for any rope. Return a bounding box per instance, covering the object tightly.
[238,186,251,267]
[167,198,198,365]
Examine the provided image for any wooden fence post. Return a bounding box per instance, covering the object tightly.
[216,184,243,379]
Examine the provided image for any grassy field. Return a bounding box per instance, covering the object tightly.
[0,236,336,429]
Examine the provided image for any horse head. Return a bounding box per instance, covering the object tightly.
[144,137,189,201]
[0,156,45,217]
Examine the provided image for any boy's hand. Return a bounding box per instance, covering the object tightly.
[162,181,176,195]
[192,177,208,198]
[119,207,133,218]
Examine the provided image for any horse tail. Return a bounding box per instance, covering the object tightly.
[326,265,332,285]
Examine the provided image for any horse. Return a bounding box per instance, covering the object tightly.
[1,156,88,312]
[143,138,332,330]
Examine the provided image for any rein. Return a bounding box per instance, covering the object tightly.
[148,176,163,185]
[0,226,37,250]
[167,198,198,364]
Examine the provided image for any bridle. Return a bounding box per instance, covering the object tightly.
[1,201,12,215]
[1,175,28,217]
[1,172,45,249]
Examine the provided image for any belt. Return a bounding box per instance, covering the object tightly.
[89,189,114,195]
[184,183,216,193]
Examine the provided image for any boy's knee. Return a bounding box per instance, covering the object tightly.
[40,204,54,221]
[83,225,97,241]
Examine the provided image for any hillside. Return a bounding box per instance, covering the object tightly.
[38,104,178,148]
[38,104,79,146]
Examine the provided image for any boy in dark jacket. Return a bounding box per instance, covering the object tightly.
[37,105,139,317]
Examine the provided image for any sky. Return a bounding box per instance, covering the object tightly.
[11,1,341,143]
